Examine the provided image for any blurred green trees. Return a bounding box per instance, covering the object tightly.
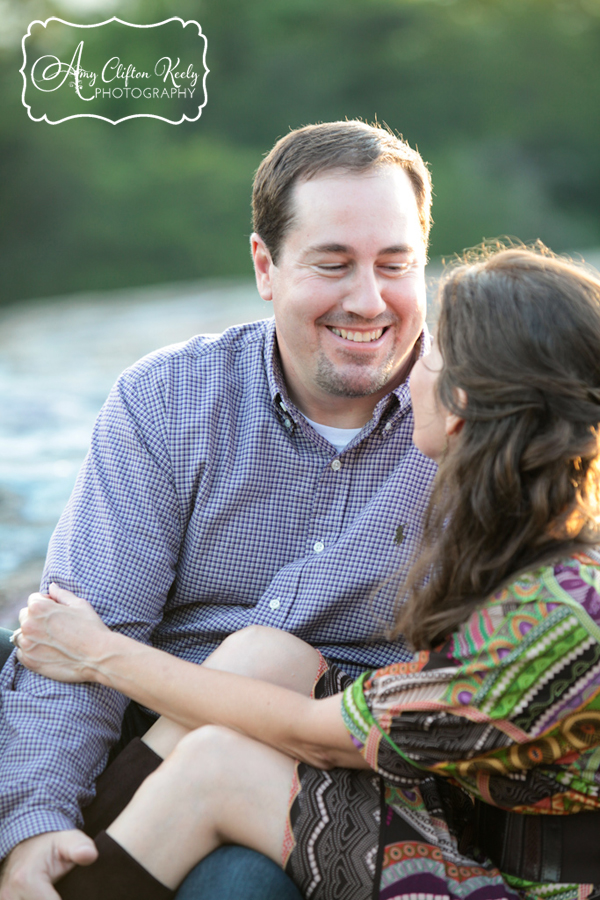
[2,0,600,302]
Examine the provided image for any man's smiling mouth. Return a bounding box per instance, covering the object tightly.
[328,327,386,343]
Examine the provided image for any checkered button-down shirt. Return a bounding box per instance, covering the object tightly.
[0,317,436,857]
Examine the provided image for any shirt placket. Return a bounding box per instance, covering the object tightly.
[306,450,352,559]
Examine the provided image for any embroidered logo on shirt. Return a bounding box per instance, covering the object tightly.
[394,525,405,545]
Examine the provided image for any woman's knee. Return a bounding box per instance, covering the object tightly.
[167,725,246,791]
[210,625,282,671]
[207,626,320,692]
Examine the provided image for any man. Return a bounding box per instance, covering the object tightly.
[0,120,437,899]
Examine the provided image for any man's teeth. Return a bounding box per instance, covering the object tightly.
[330,328,384,343]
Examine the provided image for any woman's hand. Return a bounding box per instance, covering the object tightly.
[15,584,112,683]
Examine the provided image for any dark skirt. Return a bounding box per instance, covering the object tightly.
[284,662,521,900]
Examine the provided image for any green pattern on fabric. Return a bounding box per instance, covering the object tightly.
[341,671,372,745]
[481,617,589,720]
[339,553,600,900]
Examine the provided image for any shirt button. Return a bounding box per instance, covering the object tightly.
[269,598,281,610]
[283,418,292,429]
[313,541,325,553]
[331,459,341,472]
[384,422,392,432]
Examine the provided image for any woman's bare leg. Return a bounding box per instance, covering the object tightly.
[142,626,321,758]
[77,628,318,845]
[108,724,295,889]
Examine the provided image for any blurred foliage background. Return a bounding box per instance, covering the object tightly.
[2,0,600,304]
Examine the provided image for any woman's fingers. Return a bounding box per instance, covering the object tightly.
[27,591,50,607]
[25,585,86,610]
[14,584,110,683]
[24,595,57,633]
[25,587,96,625]
[48,583,88,606]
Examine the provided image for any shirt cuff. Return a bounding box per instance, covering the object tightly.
[0,809,78,861]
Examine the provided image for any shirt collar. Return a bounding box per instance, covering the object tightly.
[387,322,431,413]
[264,317,431,428]
[264,319,297,422]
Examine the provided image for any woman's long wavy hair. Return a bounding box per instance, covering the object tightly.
[395,244,600,650]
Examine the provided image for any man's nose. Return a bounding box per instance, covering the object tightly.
[341,267,387,320]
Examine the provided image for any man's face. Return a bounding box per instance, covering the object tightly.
[252,166,427,421]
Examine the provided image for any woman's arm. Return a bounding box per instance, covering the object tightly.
[16,586,368,771]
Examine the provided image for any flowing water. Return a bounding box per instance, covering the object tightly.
[0,279,268,626]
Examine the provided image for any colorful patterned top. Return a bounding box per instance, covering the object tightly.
[342,552,600,900]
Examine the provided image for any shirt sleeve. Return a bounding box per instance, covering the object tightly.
[341,561,600,811]
[0,365,182,859]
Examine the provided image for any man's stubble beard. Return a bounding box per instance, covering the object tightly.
[314,350,399,398]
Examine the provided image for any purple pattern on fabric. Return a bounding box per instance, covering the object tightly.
[380,873,516,900]
[554,562,600,623]
[468,886,521,900]
[380,874,449,898]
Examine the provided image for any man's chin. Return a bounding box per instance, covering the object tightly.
[315,366,396,399]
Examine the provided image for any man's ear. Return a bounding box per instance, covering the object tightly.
[251,233,275,303]
[444,387,467,438]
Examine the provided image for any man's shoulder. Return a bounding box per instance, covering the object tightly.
[119,318,273,389]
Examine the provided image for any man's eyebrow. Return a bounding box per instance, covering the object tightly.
[305,243,416,255]
[306,243,350,254]
[379,245,416,255]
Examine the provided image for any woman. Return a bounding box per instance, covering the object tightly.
[15,246,600,900]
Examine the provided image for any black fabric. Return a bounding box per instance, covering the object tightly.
[313,661,354,698]
[57,830,175,900]
[107,702,158,764]
[285,763,381,900]
[83,737,162,837]
[475,798,600,883]
[0,628,14,671]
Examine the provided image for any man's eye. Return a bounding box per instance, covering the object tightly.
[382,262,417,273]
[317,264,346,271]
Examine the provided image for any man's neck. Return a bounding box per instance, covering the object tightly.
[291,394,378,429]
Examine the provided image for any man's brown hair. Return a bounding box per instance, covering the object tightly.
[252,120,432,263]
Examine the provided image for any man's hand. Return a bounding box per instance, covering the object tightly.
[0,831,97,900]
[14,585,111,683]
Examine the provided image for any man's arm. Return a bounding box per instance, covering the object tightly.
[17,588,366,771]
[0,364,182,876]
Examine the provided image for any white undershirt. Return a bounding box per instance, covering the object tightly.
[304,416,363,453]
